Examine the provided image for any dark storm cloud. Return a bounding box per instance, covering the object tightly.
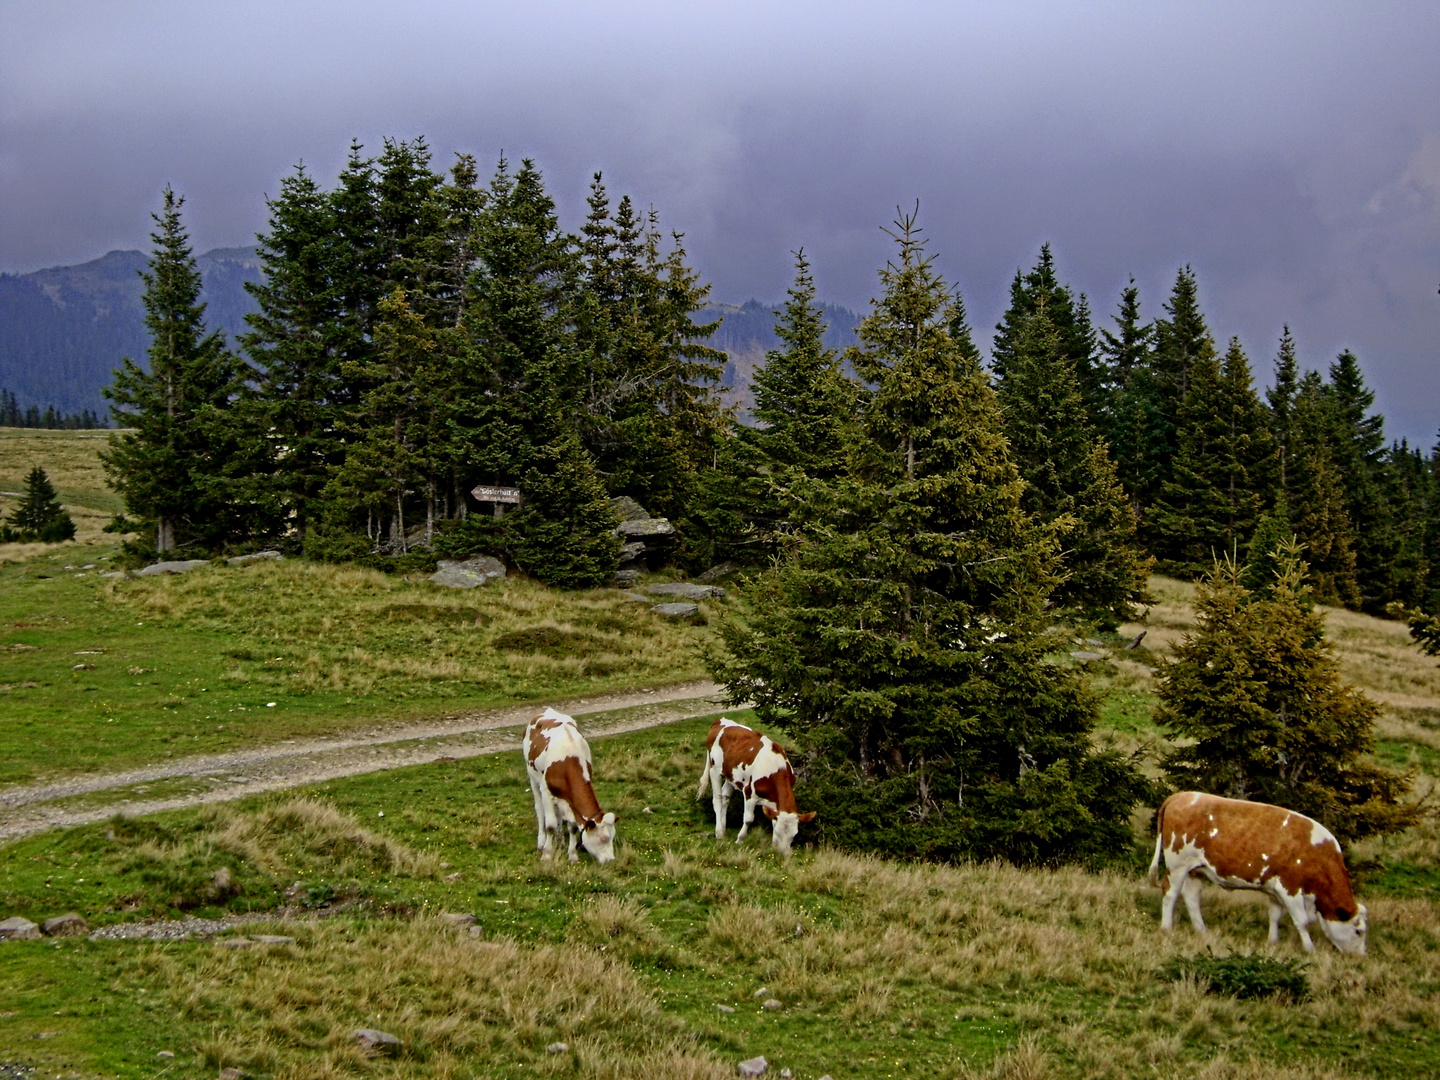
[3,1,1438,437]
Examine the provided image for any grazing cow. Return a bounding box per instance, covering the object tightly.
[523,708,616,864]
[697,717,814,855]
[1149,791,1367,955]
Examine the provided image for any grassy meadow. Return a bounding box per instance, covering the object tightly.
[3,713,1440,1080]
[0,426,121,556]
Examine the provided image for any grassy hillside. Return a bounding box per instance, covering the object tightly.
[2,713,1438,1079]
[0,553,713,783]
[0,426,121,555]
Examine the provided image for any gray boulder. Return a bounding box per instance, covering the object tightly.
[613,568,641,588]
[697,561,738,583]
[430,556,506,589]
[738,1057,768,1077]
[610,496,650,522]
[41,912,88,937]
[617,517,676,538]
[135,560,209,576]
[354,1028,402,1054]
[0,916,40,940]
[653,602,699,618]
[643,582,724,600]
[618,541,647,563]
[226,550,283,566]
[440,912,477,927]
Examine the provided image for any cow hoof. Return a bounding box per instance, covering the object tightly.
[568,854,579,864]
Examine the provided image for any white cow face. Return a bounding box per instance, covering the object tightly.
[764,809,816,856]
[582,812,617,864]
[1322,903,1367,956]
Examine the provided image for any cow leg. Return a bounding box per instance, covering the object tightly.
[1160,869,1186,932]
[528,772,551,857]
[566,819,581,864]
[1179,875,1208,936]
[736,787,756,842]
[1266,896,1285,944]
[1282,892,1316,952]
[712,772,731,840]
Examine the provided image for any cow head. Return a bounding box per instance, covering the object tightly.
[581,812,617,864]
[763,808,817,856]
[1321,902,1368,956]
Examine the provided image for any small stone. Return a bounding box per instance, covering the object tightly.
[751,987,771,998]
[467,925,483,936]
[71,663,94,670]
[41,912,88,937]
[430,556,506,589]
[219,1069,244,1080]
[780,1071,793,1079]
[546,1042,569,1054]
[1085,637,1105,647]
[134,559,210,576]
[737,1056,768,1077]
[697,561,738,583]
[226,550,283,566]
[0,916,41,940]
[716,1003,736,1013]
[156,1050,175,1059]
[641,582,724,600]
[443,871,462,882]
[613,568,642,587]
[251,935,294,945]
[1069,650,1106,662]
[653,601,699,618]
[216,937,252,948]
[100,570,129,578]
[353,1027,402,1054]
[440,912,477,927]
[762,999,782,1010]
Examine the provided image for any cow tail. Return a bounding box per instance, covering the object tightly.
[696,749,712,801]
[1147,799,1166,886]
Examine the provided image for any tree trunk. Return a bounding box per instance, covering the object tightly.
[157,518,175,553]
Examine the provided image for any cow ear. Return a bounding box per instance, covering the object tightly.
[797,811,816,823]
[762,806,778,820]
[602,812,616,826]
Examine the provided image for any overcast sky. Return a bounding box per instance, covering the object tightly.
[3,1,1438,439]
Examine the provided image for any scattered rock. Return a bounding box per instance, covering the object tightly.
[716,1003,736,1013]
[738,1056,769,1077]
[226,550,283,566]
[99,570,129,578]
[156,1051,175,1059]
[619,592,655,604]
[618,541,647,562]
[443,871,462,882]
[697,561,739,583]
[353,1028,402,1054]
[440,912,477,927]
[1085,637,1105,647]
[134,560,210,576]
[251,935,295,945]
[546,1042,569,1054]
[1069,650,1106,663]
[219,1069,244,1080]
[642,582,724,600]
[752,987,771,998]
[71,663,94,670]
[610,496,650,522]
[653,602,699,618]
[0,916,41,941]
[1125,630,1148,650]
[41,912,88,937]
[216,937,253,948]
[780,1071,793,1079]
[613,568,641,587]
[429,556,506,589]
[762,998,782,1010]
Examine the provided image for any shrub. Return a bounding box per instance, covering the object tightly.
[1159,952,1310,1001]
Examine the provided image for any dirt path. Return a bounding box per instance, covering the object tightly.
[0,680,728,843]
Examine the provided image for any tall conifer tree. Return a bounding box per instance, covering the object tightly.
[1287,374,1360,607]
[104,188,258,552]
[714,213,1147,864]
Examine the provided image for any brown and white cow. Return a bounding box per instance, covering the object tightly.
[1150,791,1367,955]
[523,707,616,864]
[697,717,814,855]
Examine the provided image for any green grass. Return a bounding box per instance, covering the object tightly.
[0,551,713,783]
[4,713,1440,1080]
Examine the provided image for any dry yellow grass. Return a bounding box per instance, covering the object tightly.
[0,426,124,553]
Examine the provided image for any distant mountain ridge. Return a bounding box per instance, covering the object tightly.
[0,247,861,417]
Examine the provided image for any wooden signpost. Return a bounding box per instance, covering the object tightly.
[471,485,522,517]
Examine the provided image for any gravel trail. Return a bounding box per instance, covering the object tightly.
[0,680,727,842]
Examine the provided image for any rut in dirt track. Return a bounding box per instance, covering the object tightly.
[0,680,729,842]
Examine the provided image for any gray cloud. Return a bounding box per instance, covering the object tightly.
[3,0,1438,438]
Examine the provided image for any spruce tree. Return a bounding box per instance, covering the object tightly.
[713,212,1148,865]
[994,301,1149,625]
[1267,326,1300,499]
[1158,545,1417,842]
[4,466,75,542]
[1322,350,1394,608]
[1149,338,1274,575]
[1288,374,1361,606]
[511,426,620,588]
[104,187,258,553]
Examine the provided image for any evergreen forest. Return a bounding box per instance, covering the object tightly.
[95,138,1440,863]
